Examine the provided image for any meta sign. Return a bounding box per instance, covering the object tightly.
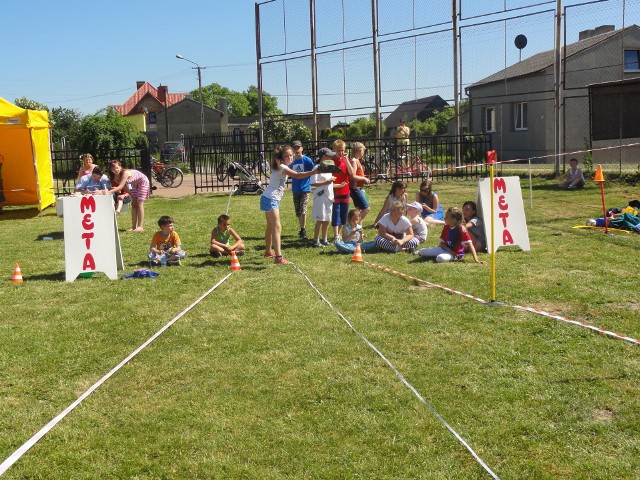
[62,195,123,281]
[477,176,530,254]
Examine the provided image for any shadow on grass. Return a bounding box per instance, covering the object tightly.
[0,208,42,220]
[22,271,66,281]
[37,231,64,241]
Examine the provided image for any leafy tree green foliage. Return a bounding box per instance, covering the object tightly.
[346,115,385,139]
[13,96,49,112]
[245,86,281,117]
[249,117,312,143]
[70,108,148,156]
[407,117,437,136]
[50,107,84,149]
[193,83,282,116]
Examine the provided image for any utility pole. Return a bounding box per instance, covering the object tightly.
[176,54,206,136]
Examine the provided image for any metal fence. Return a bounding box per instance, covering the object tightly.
[184,131,491,193]
[256,0,640,174]
[52,149,149,196]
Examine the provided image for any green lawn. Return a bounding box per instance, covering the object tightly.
[0,178,638,479]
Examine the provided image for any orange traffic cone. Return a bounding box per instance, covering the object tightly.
[12,263,23,283]
[230,251,241,271]
[352,243,364,263]
[593,164,604,182]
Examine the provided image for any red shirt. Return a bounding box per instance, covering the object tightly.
[439,224,472,258]
[332,156,350,201]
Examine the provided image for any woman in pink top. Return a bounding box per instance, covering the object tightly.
[76,153,97,180]
[107,159,150,232]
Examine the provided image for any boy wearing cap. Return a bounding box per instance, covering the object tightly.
[406,201,428,244]
[291,140,315,239]
[310,148,337,247]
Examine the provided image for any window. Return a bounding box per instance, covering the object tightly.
[514,102,527,130]
[624,50,640,71]
[483,107,495,132]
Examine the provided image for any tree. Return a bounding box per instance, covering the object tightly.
[193,83,282,116]
[245,86,281,116]
[50,107,84,149]
[346,115,384,139]
[249,117,312,143]
[13,96,49,112]
[70,108,148,157]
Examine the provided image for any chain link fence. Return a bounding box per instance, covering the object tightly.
[256,0,640,175]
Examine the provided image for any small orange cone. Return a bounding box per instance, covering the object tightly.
[352,243,364,263]
[593,164,604,182]
[12,263,23,283]
[230,251,241,271]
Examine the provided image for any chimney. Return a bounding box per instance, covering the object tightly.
[136,81,146,90]
[158,85,168,104]
[579,29,594,40]
[579,25,615,40]
[594,25,615,36]
[217,97,228,116]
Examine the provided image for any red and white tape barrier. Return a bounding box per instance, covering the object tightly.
[512,306,640,345]
[362,261,639,346]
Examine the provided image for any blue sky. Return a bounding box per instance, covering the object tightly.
[0,0,636,119]
[0,0,257,114]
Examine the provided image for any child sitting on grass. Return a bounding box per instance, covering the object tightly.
[416,207,484,264]
[148,216,186,266]
[405,201,428,245]
[210,214,245,258]
[335,209,376,254]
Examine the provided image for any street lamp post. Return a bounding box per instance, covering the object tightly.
[176,54,205,136]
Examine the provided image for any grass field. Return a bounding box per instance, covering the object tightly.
[1,178,638,479]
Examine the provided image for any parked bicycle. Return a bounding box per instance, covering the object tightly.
[362,149,391,183]
[389,154,430,179]
[151,160,184,188]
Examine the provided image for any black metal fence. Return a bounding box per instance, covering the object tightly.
[52,149,151,196]
[184,132,492,193]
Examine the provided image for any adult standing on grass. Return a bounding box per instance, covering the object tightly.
[108,159,150,232]
[261,145,316,265]
[395,119,410,162]
[290,140,315,239]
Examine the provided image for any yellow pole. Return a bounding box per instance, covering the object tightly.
[489,162,496,302]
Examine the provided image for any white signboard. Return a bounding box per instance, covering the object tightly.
[62,195,123,282]
[477,176,530,253]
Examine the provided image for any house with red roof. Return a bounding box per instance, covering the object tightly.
[112,81,187,148]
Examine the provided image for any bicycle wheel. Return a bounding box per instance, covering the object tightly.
[216,159,228,182]
[258,158,270,179]
[162,167,184,188]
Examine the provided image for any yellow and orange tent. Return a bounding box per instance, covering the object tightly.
[0,97,55,210]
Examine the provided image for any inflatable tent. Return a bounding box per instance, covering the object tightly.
[0,97,55,211]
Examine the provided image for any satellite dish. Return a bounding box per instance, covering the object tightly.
[514,34,528,62]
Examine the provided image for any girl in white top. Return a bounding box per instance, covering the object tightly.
[374,200,419,253]
[260,145,316,265]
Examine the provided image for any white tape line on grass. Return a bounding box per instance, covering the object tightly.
[293,265,500,480]
[0,273,234,477]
